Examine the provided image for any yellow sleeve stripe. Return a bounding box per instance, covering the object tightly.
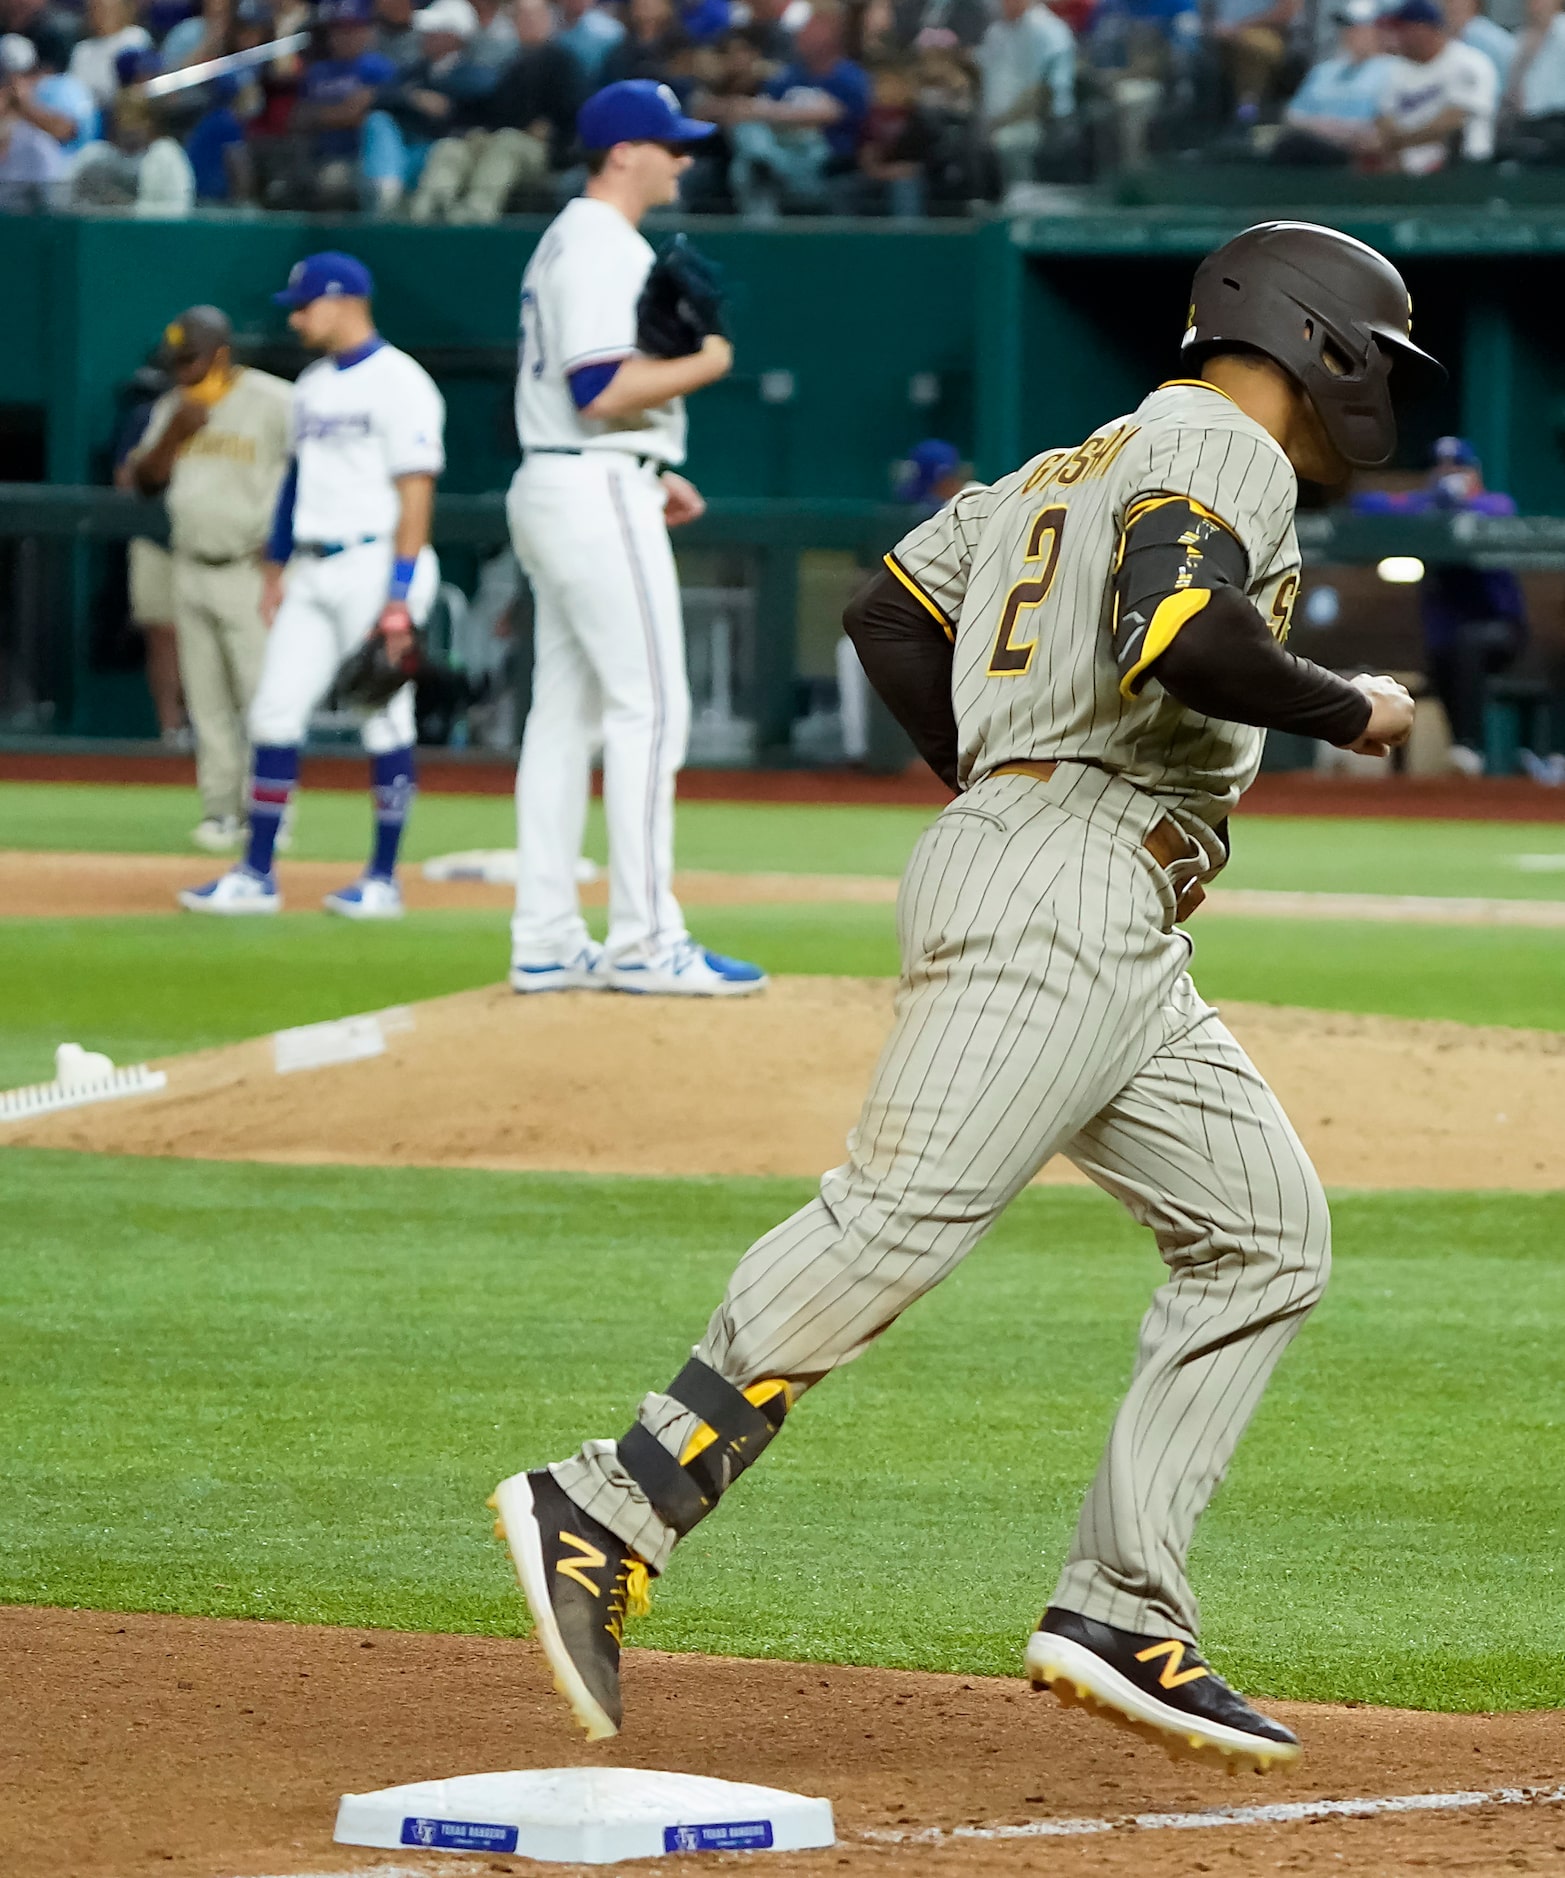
[1119,587,1213,700]
[1123,491,1242,540]
[884,553,955,643]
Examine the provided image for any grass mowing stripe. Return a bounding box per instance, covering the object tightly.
[3,1150,1562,1711]
[0,784,936,878]
[6,783,1565,900]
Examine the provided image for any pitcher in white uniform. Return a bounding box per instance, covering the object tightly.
[181,252,445,920]
[507,80,766,997]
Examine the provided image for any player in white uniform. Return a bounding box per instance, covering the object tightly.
[507,81,766,997]
[181,251,445,920]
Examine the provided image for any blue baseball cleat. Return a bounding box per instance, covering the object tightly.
[606,939,767,997]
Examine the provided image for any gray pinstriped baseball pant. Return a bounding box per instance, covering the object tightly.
[553,762,1331,1641]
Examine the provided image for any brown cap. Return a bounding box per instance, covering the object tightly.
[158,305,233,368]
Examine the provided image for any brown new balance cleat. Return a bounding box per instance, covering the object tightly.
[490,1470,652,1741]
[1024,1606,1300,1773]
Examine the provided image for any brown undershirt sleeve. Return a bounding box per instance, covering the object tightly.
[842,566,960,791]
[1151,586,1373,745]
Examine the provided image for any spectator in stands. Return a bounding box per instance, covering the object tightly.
[681,0,734,43]
[846,0,898,62]
[722,12,869,214]
[70,87,196,210]
[233,0,304,143]
[557,0,628,85]
[603,0,691,84]
[1208,0,1302,120]
[1086,0,1200,99]
[364,0,506,208]
[1500,0,1565,155]
[0,46,67,207]
[922,0,988,46]
[1375,0,1497,170]
[841,55,936,210]
[738,0,812,56]
[68,0,152,108]
[975,0,1073,197]
[410,0,583,219]
[185,72,250,197]
[0,0,73,76]
[1446,0,1515,88]
[1273,0,1396,163]
[293,0,396,204]
[1,32,97,151]
[375,0,422,74]
[162,0,235,73]
[469,0,518,72]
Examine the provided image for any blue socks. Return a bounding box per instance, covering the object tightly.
[369,746,416,881]
[242,744,415,882]
[244,744,299,877]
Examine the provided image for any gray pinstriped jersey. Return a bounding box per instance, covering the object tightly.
[888,382,1302,849]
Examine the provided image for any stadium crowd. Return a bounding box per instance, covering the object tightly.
[0,0,1560,215]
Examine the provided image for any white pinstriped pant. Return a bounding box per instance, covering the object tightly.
[507,453,691,965]
[555,762,1331,1640]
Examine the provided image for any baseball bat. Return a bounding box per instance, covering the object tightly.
[137,32,309,98]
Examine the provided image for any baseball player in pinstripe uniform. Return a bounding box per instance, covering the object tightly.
[490,224,1442,1770]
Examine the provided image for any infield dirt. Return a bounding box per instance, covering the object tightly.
[6,1606,1563,1878]
[10,976,1565,1188]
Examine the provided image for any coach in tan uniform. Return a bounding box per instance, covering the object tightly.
[130,308,293,852]
[491,224,1444,1768]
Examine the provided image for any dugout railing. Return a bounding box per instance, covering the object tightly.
[1,485,1563,766]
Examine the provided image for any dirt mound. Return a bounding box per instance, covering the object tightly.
[8,978,1563,1188]
[3,1606,1562,1878]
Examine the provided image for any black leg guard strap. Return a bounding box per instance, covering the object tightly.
[616,1359,792,1540]
[667,1358,778,1447]
[618,1423,710,1537]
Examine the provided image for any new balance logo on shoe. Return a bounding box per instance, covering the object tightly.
[1134,1638,1211,1690]
[556,1531,608,1594]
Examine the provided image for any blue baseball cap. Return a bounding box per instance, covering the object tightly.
[1433,435,1479,467]
[274,251,375,308]
[894,438,962,504]
[577,80,716,151]
[1384,0,1441,22]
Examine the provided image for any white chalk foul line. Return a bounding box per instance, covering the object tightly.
[866,1782,1565,1846]
[231,1785,1565,1873]
[246,1866,432,1877]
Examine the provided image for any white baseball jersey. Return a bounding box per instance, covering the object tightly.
[514,195,686,466]
[1382,39,1496,171]
[888,380,1301,844]
[291,341,446,546]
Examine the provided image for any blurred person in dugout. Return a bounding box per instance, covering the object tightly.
[112,369,186,747]
[1358,435,1526,776]
[128,307,294,853]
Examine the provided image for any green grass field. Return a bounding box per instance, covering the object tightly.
[5,1148,1561,1711]
[3,781,1563,1711]
[5,779,1565,896]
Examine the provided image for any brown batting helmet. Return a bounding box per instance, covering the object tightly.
[1180,222,1446,469]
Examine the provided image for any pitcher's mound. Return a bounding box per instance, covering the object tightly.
[8,977,1564,1188]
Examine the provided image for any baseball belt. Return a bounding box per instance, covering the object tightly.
[992,759,1206,920]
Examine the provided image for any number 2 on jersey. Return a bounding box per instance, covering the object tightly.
[988,507,1068,677]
